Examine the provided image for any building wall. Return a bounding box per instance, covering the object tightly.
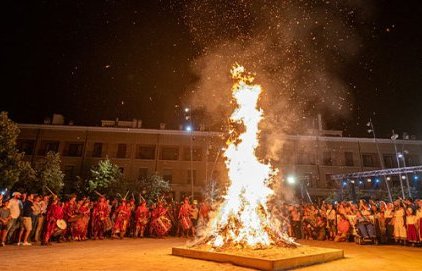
[17,124,422,200]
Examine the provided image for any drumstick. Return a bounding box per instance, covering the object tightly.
[45,186,57,197]
[131,192,135,200]
[94,190,103,197]
[124,190,129,200]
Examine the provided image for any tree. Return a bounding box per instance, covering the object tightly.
[0,112,35,190]
[138,174,171,205]
[201,178,223,204]
[34,151,64,194]
[88,158,122,195]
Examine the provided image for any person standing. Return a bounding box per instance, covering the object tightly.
[34,195,48,243]
[134,200,150,238]
[42,196,64,245]
[92,196,110,240]
[393,201,407,245]
[178,197,193,237]
[0,200,12,246]
[18,194,35,245]
[6,192,22,243]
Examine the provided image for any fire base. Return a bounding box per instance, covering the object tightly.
[172,245,344,271]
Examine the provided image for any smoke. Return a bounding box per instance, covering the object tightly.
[176,0,373,160]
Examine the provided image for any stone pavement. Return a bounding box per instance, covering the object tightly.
[0,238,420,271]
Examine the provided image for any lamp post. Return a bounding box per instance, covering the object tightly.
[184,107,194,200]
[391,131,406,199]
[367,119,392,202]
[397,150,412,198]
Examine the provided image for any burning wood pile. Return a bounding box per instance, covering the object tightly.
[192,65,298,250]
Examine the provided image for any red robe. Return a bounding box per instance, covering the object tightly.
[135,204,150,227]
[43,203,64,244]
[113,205,130,233]
[178,203,193,230]
[92,201,110,238]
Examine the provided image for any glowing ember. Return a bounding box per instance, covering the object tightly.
[195,64,297,249]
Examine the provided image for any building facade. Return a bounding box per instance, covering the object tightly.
[17,123,422,200]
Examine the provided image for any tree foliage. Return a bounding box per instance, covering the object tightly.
[34,151,64,194]
[88,158,122,195]
[0,112,35,190]
[138,174,171,205]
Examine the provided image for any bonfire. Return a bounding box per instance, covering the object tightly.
[193,64,298,250]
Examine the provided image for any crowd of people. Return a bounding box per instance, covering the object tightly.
[287,198,422,246]
[0,192,210,247]
[1,191,422,248]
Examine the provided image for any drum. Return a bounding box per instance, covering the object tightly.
[53,219,67,237]
[57,219,67,230]
[153,216,171,236]
[181,216,192,230]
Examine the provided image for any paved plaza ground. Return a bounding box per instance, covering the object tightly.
[1,238,421,271]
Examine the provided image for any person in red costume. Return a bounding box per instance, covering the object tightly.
[150,200,171,238]
[42,196,64,245]
[134,200,150,238]
[92,196,110,240]
[178,197,193,237]
[63,194,78,240]
[72,200,91,241]
[112,199,130,239]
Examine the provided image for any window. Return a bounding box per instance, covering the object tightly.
[161,147,179,160]
[187,170,197,185]
[383,154,396,168]
[297,150,315,165]
[325,174,337,188]
[92,143,103,157]
[323,151,332,166]
[344,152,354,166]
[64,165,75,181]
[406,154,420,167]
[116,144,127,158]
[65,143,83,157]
[183,147,203,161]
[17,139,35,155]
[162,169,173,183]
[38,141,60,155]
[362,153,377,167]
[138,168,148,180]
[136,145,156,160]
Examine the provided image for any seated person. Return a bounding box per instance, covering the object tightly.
[355,210,376,239]
[334,214,350,242]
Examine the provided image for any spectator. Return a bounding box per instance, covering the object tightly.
[334,214,350,242]
[7,192,22,243]
[0,200,12,247]
[18,193,35,245]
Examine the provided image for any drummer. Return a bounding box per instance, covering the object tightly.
[63,194,77,241]
[178,197,194,237]
[42,196,65,246]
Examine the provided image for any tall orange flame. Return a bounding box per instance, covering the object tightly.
[197,64,296,249]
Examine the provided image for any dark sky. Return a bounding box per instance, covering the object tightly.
[1,0,421,138]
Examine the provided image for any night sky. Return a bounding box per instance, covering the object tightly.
[1,0,421,139]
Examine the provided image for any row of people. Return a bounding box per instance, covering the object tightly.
[0,192,210,246]
[287,198,422,245]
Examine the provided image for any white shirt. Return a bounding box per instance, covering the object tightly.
[9,198,21,219]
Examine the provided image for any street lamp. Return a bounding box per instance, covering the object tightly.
[287,175,296,184]
[184,106,194,200]
[367,118,392,202]
[398,150,411,198]
[391,131,407,198]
